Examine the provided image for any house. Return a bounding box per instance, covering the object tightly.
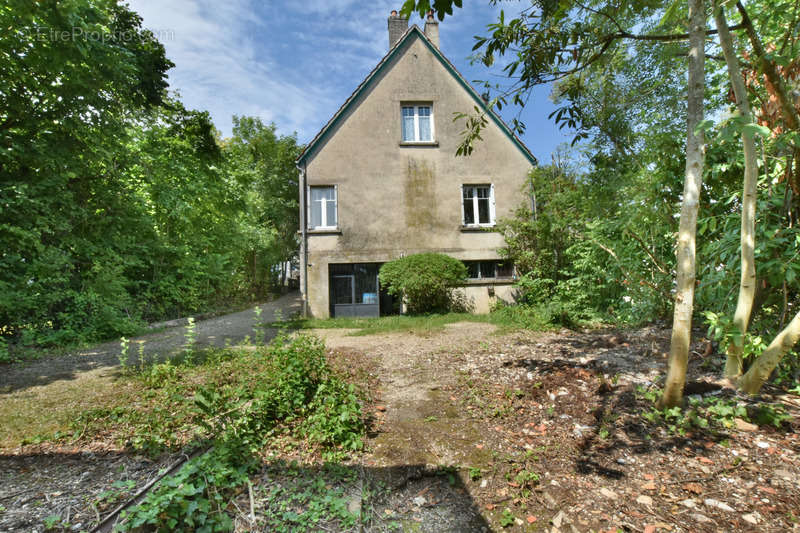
[295,10,536,318]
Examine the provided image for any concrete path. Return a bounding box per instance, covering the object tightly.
[0,292,303,393]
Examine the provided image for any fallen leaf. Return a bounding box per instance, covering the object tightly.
[642,482,657,491]
[485,503,495,510]
[682,483,703,494]
[644,473,655,481]
[697,457,713,464]
[526,515,537,523]
[757,485,777,495]
[644,526,656,533]
[476,444,484,449]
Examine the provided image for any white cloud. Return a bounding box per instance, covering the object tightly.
[128,0,338,137]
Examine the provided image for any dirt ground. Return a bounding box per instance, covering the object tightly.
[305,323,800,532]
[2,320,799,532]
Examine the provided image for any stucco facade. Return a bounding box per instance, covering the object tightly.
[296,18,535,318]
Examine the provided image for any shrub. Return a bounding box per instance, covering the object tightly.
[379,253,467,314]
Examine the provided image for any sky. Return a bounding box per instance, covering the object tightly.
[126,0,572,162]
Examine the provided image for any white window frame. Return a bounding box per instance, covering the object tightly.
[401,104,434,142]
[307,185,338,230]
[461,184,496,227]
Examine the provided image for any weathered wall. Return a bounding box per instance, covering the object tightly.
[302,30,533,317]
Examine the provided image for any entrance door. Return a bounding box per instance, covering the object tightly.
[330,264,380,317]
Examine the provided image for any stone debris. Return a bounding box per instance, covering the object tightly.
[704,498,735,512]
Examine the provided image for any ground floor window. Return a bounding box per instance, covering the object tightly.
[464,260,514,280]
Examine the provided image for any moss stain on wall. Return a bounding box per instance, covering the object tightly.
[404,158,437,246]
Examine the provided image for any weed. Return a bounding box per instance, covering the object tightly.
[753,404,792,428]
[514,469,540,487]
[136,340,146,371]
[117,333,367,531]
[118,336,130,369]
[253,306,265,345]
[183,317,196,363]
[468,467,482,481]
[500,508,516,527]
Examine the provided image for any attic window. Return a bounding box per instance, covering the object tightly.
[401,104,433,142]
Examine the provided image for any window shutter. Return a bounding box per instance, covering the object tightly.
[490,183,496,224]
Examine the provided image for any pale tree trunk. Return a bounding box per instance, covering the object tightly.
[738,311,800,394]
[658,0,706,409]
[712,2,758,380]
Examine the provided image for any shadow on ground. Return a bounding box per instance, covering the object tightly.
[1,449,491,533]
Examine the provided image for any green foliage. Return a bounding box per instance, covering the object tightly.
[498,155,674,328]
[638,385,793,434]
[499,508,515,528]
[1,3,302,354]
[379,253,468,314]
[116,333,367,531]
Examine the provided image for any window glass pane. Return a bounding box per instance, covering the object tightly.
[326,197,337,226]
[354,264,378,304]
[463,196,475,224]
[417,107,431,141]
[465,261,480,279]
[330,264,352,276]
[333,276,353,304]
[463,186,474,200]
[477,186,490,198]
[402,107,415,141]
[479,261,496,278]
[311,199,322,227]
[497,262,513,278]
[402,116,415,141]
[477,197,490,224]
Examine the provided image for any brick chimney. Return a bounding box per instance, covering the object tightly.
[388,10,408,49]
[424,10,439,48]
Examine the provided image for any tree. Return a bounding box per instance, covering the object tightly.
[659,0,706,408]
[1,0,173,343]
[223,117,302,294]
[400,0,800,398]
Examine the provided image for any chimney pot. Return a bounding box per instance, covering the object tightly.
[387,10,408,49]
[424,10,440,48]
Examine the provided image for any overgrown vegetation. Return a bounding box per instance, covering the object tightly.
[403,0,800,397]
[77,333,369,531]
[379,253,468,314]
[1,2,300,356]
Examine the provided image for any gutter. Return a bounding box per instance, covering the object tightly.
[296,161,309,317]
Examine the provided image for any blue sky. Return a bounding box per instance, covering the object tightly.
[127,0,572,162]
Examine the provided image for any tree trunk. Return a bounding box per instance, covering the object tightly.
[658,0,706,409]
[713,1,758,380]
[738,311,800,394]
[735,1,800,132]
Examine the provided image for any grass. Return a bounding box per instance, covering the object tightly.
[277,307,553,337]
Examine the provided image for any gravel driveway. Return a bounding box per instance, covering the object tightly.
[0,291,302,394]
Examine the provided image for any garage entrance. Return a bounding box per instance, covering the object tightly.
[329,263,385,318]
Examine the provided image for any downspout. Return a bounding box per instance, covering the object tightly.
[297,161,309,317]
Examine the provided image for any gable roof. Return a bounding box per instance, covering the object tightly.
[296,24,537,166]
